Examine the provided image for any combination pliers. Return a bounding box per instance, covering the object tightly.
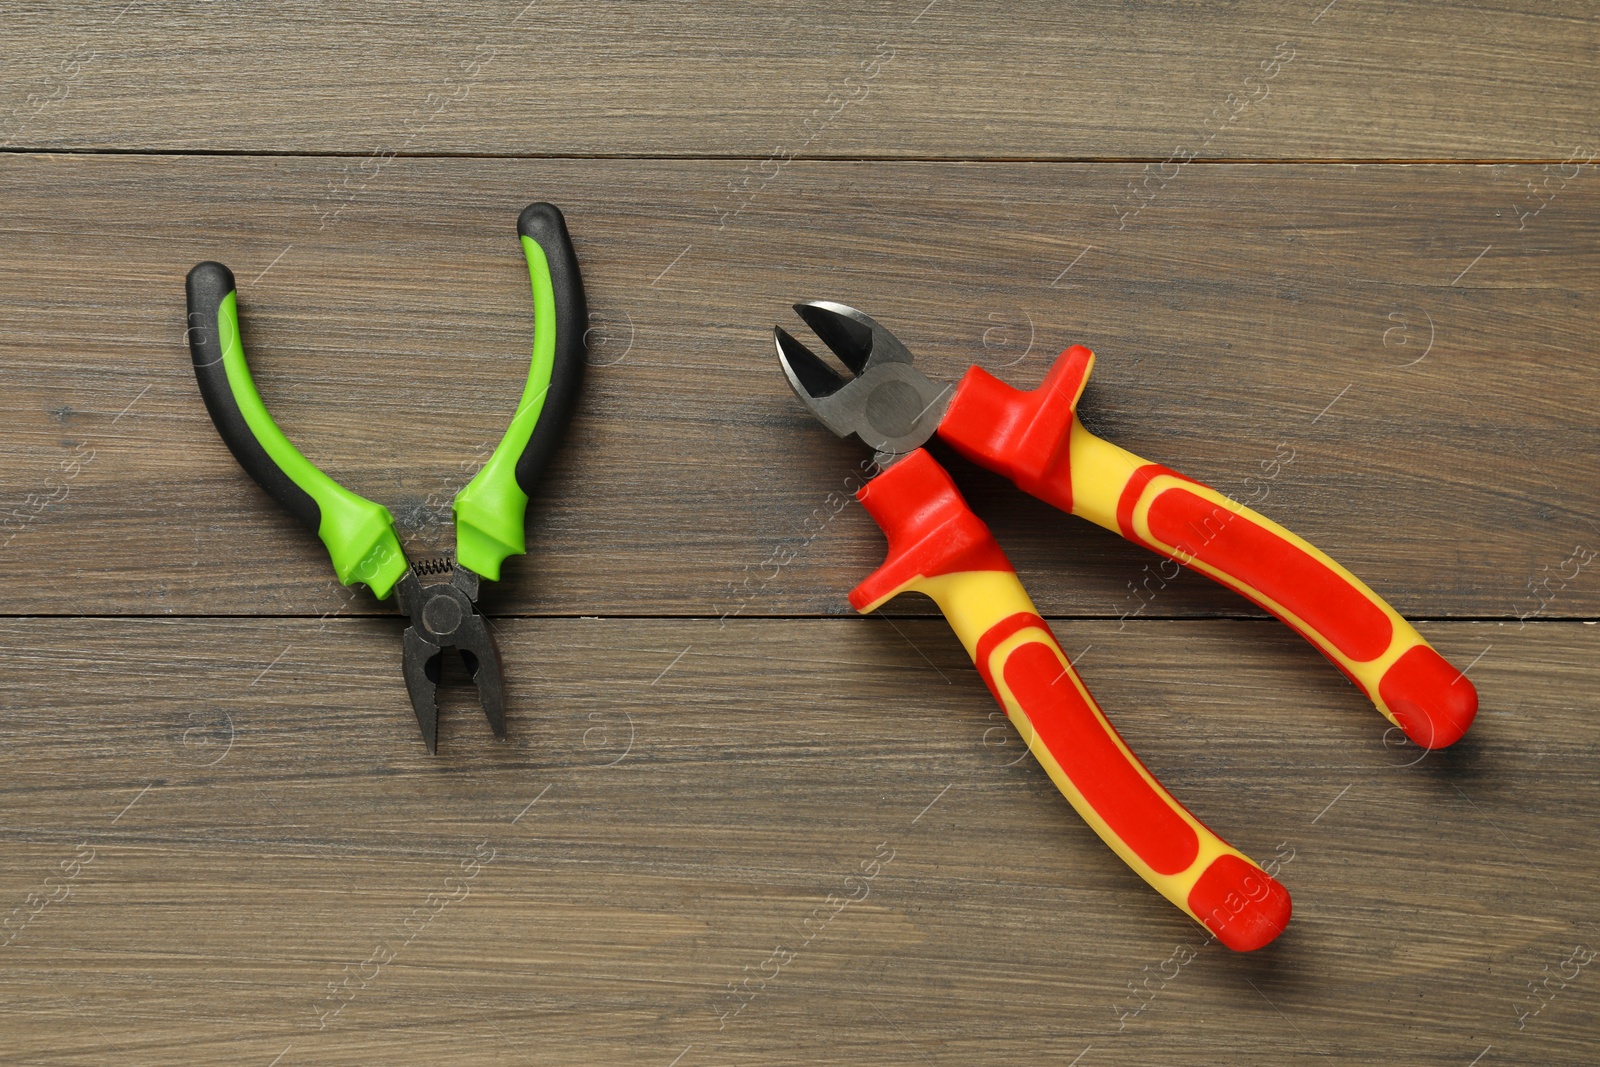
[185,203,586,753]
[775,301,1479,950]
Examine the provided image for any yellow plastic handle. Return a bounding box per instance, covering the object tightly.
[1068,422,1476,748]
[852,449,1290,950]
[936,351,1477,750]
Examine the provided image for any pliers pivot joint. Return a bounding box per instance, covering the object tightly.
[395,566,504,754]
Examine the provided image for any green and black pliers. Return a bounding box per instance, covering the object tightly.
[185,203,586,753]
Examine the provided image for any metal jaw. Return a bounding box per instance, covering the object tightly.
[394,566,505,753]
[774,301,952,467]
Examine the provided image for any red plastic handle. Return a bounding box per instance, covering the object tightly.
[851,450,1291,950]
[937,348,1478,749]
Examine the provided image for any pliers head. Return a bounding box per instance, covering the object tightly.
[394,566,505,754]
[774,302,952,465]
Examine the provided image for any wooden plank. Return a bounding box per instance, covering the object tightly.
[1,155,1594,618]
[0,616,1593,1064]
[3,3,1592,1064]
[0,2,1594,161]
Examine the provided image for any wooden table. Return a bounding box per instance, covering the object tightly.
[2,4,1596,1064]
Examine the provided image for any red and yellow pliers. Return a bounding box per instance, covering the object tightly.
[774,301,1479,951]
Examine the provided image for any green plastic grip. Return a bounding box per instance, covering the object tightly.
[186,262,409,599]
[452,203,587,580]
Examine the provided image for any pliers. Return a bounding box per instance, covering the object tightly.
[185,203,587,753]
[775,301,1479,950]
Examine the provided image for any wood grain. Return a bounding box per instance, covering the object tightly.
[0,616,1594,1065]
[3,2,1598,1063]
[0,2,1593,160]
[1,155,1594,618]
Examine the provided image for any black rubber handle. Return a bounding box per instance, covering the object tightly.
[186,261,321,532]
[513,201,588,497]
[451,203,590,580]
[184,261,410,597]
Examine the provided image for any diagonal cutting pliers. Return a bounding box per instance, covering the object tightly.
[184,203,587,753]
[775,301,1480,950]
